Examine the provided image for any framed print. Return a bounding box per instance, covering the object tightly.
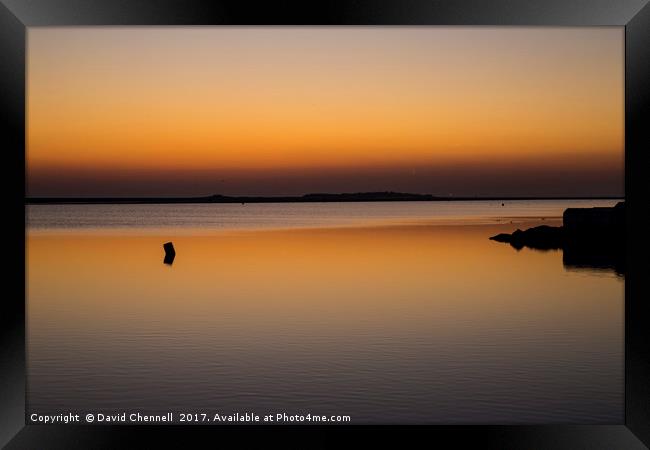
[1,0,649,448]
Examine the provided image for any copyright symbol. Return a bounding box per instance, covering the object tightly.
[86,414,94,422]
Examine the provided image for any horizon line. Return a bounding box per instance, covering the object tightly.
[25,192,625,205]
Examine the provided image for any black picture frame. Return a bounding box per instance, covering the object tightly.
[2,1,648,448]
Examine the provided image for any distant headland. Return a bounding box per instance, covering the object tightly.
[25,192,623,205]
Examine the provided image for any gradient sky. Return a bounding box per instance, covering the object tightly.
[27,27,624,197]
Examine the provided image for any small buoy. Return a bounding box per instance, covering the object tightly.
[163,241,176,265]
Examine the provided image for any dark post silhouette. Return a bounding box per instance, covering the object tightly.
[163,242,176,265]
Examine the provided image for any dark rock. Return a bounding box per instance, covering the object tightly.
[489,225,564,250]
[490,232,514,243]
[490,202,625,274]
[563,202,625,236]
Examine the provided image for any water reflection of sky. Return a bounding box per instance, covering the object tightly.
[27,219,623,423]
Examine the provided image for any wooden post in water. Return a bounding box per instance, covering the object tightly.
[163,242,176,265]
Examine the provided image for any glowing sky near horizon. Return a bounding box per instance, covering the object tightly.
[27,27,624,197]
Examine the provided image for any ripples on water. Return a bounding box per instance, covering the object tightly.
[27,199,619,233]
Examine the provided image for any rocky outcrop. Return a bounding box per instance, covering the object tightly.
[490,225,564,250]
[563,201,625,235]
[490,202,625,275]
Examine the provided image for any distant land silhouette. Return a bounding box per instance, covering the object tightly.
[25,192,624,205]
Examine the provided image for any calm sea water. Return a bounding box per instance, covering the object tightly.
[27,199,620,233]
[26,200,624,424]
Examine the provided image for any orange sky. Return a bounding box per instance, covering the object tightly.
[27,27,624,197]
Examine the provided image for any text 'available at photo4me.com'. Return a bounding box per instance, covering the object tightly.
[29,411,353,424]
